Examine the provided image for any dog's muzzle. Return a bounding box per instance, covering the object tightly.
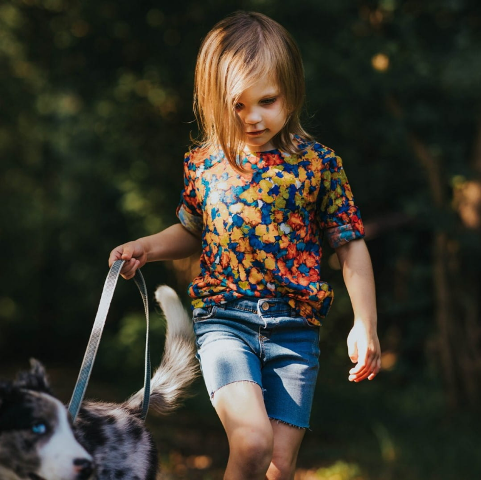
[74,458,94,480]
[28,457,94,480]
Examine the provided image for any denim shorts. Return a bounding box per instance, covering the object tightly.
[192,297,321,429]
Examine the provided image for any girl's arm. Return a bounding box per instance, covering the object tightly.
[335,238,381,382]
[108,223,201,280]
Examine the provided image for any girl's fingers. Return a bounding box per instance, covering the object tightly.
[109,243,135,267]
[356,364,373,381]
[350,369,370,382]
[109,242,143,278]
[120,258,138,279]
[108,248,124,267]
[349,362,366,376]
[349,366,368,381]
[349,352,380,382]
[349,350,370,375]
[349,362,367,381]
[368,357,382,380]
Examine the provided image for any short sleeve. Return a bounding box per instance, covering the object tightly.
[317,153,365,249]
[176,151,203,237]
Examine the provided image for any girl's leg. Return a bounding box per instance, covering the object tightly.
[212,381,274,480]
[266,420,305,480]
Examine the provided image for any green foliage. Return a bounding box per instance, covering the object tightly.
[1,0,481,477]
[315,461,363,480]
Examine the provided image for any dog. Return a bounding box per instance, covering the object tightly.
[0,286,199,480]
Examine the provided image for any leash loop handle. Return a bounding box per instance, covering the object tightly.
[68,260,151,422]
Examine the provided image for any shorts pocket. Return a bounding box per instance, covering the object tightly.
[300,316,320,329]
[299,316,322,349]
[192,305,217,323]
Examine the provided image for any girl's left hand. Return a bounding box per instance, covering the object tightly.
[347,320,381,382]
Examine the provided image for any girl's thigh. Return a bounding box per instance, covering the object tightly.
[193,308,263,400]
[212,381,272,442]
[268,419,306,475]
[262,319,320,429]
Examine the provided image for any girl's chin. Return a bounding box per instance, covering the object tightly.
[244,137,275,153]
[244,144,275,153]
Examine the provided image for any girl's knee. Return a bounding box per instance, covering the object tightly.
[230,427,274,472]
[266,419,305,479]
[268,454,297,480]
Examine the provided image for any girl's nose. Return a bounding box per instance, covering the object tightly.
[243,108,262,125]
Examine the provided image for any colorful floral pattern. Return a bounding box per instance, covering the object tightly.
[176,136,364,325]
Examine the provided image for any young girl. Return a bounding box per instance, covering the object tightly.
[109,11,381,480]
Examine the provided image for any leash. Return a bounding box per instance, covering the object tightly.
[68,260,151,422]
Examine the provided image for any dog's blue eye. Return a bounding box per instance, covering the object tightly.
[32,423,47,435]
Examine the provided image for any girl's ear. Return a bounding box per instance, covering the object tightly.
[14,358,51,394]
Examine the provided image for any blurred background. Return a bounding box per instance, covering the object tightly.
[1,0,480,478]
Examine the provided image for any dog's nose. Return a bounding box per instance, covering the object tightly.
[73,458,94,480]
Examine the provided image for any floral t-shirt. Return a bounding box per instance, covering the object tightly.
[176,136,365,325]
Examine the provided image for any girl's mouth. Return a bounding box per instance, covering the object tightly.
[246,129,266,136]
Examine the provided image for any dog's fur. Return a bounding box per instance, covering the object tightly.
[0,286,199,480]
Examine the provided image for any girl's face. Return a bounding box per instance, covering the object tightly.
[235,77,288,153]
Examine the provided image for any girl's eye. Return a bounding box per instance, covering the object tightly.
[261,97,277,105]
[235,103,243,111]
[32,423,47,435]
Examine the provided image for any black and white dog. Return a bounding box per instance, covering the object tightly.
[0,286,199,480]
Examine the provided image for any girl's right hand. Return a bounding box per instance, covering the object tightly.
[108,240,148,280]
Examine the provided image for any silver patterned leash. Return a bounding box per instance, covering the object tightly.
[68,260,151,422]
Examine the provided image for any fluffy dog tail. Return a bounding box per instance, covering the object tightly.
[126,285,199,415]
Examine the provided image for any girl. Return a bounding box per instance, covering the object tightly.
[109,11,381,480]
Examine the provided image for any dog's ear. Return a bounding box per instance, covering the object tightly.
[0,381,18,416]
[14,358,51,394]
[0,381,11,410]
[0,382,26,431]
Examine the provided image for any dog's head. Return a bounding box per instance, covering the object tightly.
[0,359,94,480]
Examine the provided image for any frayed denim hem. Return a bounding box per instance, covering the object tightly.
[210,379,263,401]
[268,416,310,431]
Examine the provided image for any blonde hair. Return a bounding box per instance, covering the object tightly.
[193,11,313,172]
